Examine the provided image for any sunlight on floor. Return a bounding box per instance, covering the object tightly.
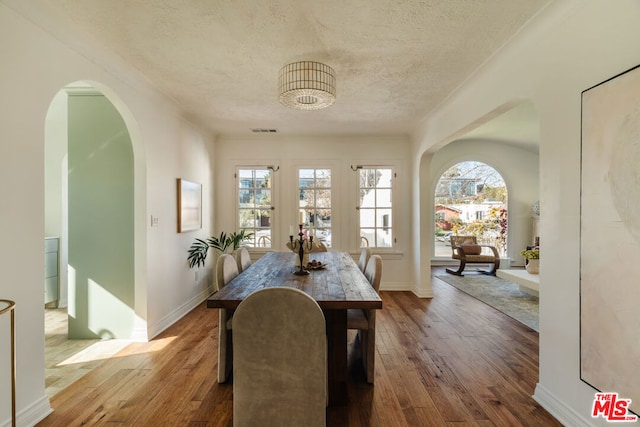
[57,339,132,366]
[57,336,177,366]
[45,307,177,398]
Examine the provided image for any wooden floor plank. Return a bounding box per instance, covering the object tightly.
[38,267,561,426]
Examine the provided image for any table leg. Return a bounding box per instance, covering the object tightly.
[325,309,347,405]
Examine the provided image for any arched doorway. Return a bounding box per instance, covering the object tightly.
[44,81,145,396]
[434,161,507,258]
[415,100,539,300]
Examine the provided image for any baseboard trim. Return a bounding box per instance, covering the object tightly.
[533,383,592,426]
[379,281,411,292]
[379,282,433,298]
[412,288,434,298]
[8,394,52,427]
[147,288,213,340]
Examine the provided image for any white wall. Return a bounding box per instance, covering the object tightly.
[214,135,415,292]
[413,1,640,425]
[0,4,215,425]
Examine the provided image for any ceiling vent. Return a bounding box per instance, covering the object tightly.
[251,128,278,133]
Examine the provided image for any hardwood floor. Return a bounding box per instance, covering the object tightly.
[38,268,561,426]
[45,309,132,399]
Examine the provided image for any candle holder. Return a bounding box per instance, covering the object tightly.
[289,224,314,275]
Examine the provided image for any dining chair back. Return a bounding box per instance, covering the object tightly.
[234,247,252,273]
[358,246,372,273]
[216,253,239,291]
[312,241,328,252]
[233,287,327,427]
[216,253,240,383]
[256,235,271,247]
[347,254,382,383]
[364,254,382,292]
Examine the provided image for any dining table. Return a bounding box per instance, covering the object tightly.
[206,250,382,406]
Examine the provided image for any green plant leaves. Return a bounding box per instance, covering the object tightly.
[187,238,210,268]
[187,230,254,269]
[520,249,539,259]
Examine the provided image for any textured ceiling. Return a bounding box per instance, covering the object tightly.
[7,0,550,138]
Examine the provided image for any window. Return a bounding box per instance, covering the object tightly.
[358,168,393,248]
[298,168,332,247]
[433,161,508,257]
[237,168,272,248]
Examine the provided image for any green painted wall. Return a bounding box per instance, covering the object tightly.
[68,92,135,339]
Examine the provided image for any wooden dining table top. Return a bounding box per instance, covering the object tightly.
[206,251,382,311]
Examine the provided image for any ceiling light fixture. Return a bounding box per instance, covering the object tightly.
[278,61,336,110]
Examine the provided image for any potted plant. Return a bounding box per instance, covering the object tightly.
[520,248,540,274]
[187,230,253,268]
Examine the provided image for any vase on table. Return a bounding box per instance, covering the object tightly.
[525,258,539,274]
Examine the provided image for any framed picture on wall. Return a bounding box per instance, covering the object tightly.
[177,178,202,233]
[580,63,640,415]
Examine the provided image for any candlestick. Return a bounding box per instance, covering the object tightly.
[289,224,314,275]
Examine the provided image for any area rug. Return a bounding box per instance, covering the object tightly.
[436,273,539,332]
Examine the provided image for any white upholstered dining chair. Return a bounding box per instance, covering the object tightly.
[347,254,382,383]
[312,241,328,252]
[358,246,372,273]
[234,247,252,273]
[216,253,239,383]
[232,287,327,427]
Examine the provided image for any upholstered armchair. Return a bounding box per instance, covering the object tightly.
[445,235,500,276]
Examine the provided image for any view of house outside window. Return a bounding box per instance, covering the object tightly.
[358,168,393,248]
[434,161,507,257]
[237,168,272,248]
[298,168,332,247]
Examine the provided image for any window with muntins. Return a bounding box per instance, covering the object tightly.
[358,168,393,248]
[298,168,332,247]
[237,168,272,248]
